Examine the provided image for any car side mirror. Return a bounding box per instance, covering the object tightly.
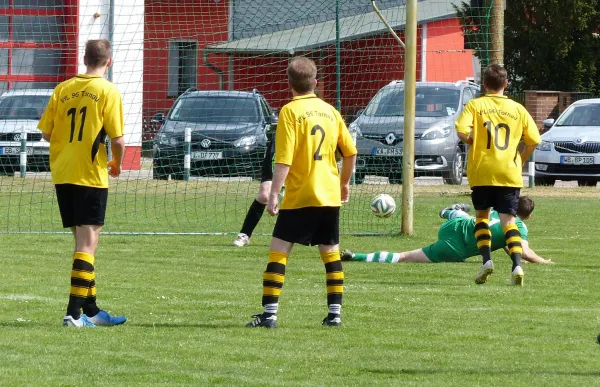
[267,110,278,128]
[356,108,365,117]
[543,118,555,130]
[151,112,165,123]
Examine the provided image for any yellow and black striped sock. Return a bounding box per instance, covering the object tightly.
[66,252,95,319]
[504,224,523,270]
[262,251,287,315]
[321,251,344,317]
[83,269,100,318]
[475,218,492,264]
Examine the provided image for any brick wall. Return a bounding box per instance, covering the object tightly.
[524,91,560,133]
[524,91,594,133]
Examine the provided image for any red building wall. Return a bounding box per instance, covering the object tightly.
[144,11,469,128]
[143,0,229,140]
[425,18,474,82]
[0,1,78,89]
[230,29,423,120]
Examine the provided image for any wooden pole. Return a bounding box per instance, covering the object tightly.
[401,0,417,236]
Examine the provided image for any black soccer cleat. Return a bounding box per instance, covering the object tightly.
[340,249,354,262]
[439,203,472,218]
[246,313,277,328]
[322,315,342,327]
[453,203,471,213]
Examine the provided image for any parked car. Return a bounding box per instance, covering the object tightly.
[534,98,600,187]
[0,89,52,174]
[152,89,277,180]
[350,80,479,185]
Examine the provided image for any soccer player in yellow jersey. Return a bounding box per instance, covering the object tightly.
[246,57,357,328]
[38,40,127,327]
[455,64,541,286]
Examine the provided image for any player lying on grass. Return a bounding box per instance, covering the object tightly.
[341,197,552,267]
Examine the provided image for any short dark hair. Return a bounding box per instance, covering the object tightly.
[85,39,111,68]
[483,64,507,91]
[287,57,317,94]
[517,196,535,219]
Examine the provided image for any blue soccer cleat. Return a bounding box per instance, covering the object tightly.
[85,310,127,326]
[63,315,96,328]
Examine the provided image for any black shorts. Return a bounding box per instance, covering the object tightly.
[273,206,340,246]
[471,186,520,216]
[260,139,275,183]
[55,184,108,228]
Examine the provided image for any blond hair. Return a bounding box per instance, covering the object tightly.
[287,57,317,94]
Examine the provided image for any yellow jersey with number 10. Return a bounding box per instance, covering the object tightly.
[275,94,357,209]
[455,94,541,187]
[38,74,124,188]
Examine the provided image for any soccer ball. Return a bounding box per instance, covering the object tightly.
[370,194,396,218]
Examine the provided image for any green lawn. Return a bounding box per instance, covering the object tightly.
[0,187,599,386]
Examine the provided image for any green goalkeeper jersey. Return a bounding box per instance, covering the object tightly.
[462,210,528,257]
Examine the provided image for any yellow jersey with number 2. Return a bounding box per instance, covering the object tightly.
[455,94,541,188]
[38,74,124,188]
[275,94,357,209]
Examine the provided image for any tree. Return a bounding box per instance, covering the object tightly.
[455,0,600,94]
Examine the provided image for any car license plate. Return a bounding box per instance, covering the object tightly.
[0,147,34,156]
[560,156,594,165]
[373,147,402,156]
[191,151,223,160]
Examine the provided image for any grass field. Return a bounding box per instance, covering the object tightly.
[0,185,599,386]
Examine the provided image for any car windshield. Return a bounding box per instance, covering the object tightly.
[0,95,50,120]
[169,96,259,123]
[364,86,460,117]
[555,103,600,127]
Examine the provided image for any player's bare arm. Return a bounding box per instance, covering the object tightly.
[108,136,125,177]
[521,240,552,264]
[503,242,552,264]
[267,163,290,216]
[457,132,473,145]
[340,154,356,203]
[520,144,536,167]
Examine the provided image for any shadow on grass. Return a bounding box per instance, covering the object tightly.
[364,368,600,377]
[134,322,243,329]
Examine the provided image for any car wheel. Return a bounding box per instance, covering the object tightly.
[534,177,555,186]
[353,172,365,185]
[578,179,597,187]
[0,167,15,176]
[443,147,464,185]
[388,173,402,185]
[152,159,169,180]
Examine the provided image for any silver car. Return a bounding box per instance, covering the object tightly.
[534,98,600,187]
[351,80,479,185]
[0,89,52,174]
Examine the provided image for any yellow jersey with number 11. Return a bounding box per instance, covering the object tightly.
[455,94,541,188]
[38,74,124,188]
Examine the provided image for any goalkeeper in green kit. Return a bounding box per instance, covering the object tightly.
[342,197,552,265]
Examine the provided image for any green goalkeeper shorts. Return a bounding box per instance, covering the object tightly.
[422,218,470,263]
